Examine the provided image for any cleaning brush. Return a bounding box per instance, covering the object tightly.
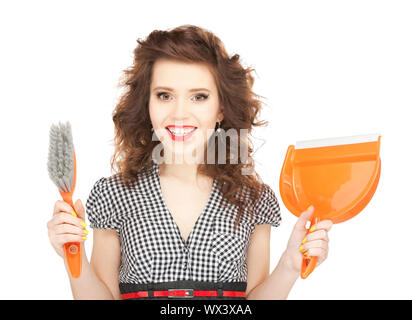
[47,121,82,278]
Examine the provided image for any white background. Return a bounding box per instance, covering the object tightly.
[1,0,411,299]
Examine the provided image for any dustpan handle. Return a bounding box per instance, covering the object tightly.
[300,218,318,279]
[301,255,317,279]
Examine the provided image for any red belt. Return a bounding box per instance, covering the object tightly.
[122,289,246,299]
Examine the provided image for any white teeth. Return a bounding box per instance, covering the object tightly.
[167,128,196,136]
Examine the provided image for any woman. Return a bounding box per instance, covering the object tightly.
[47,24,332,300]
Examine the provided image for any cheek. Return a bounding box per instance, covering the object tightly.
[196,105,219,126]
[196,117,217,137]
[148,102,167,127]
[194,111,219,141]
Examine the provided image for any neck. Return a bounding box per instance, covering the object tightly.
[158,161,200,183]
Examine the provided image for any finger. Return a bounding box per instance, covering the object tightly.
[74,199,85,220]
[55,234,87,246]
[55,223,88,237]
[301,239,328,252]
[311,219,333,232]
[51,212,86,229]
[304,247,327,265]
[306,229,329,243]
[294,205,315,230]
[53,200,75,216]
[304,247,327,259]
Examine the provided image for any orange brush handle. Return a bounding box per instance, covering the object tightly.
[58,146,81,278]
[60,191,82,278]
[300,217,318,279]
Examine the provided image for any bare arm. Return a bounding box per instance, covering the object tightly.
[245,225,299,300]
[66,228,122,300]
[245,206,332,300]
[49,199,121,300]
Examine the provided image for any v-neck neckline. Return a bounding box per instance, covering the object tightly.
[152,160,216,248]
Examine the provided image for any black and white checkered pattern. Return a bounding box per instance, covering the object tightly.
[86,160,281,284]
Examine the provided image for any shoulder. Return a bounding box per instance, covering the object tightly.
[85,174,128,231]
[86,174,123,202]
[89,169,150,197]
[252,183,282,228]
[85,167,156,230]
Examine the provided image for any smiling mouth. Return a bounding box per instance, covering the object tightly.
[165,127,197,136]
[165,126,197,141]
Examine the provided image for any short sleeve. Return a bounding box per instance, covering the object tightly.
[253,184,282,227]
[85,177,120,231]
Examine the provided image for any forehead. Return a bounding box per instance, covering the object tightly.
[151,58,217,91]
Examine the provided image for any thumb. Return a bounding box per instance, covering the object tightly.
[294,205,315,231]
[74,199,85,221]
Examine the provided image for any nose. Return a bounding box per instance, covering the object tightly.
[170,97,190,123]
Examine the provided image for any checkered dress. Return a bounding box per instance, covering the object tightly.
[86,159,281,292]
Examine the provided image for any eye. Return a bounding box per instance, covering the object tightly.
[193,94,209,101]
[156,92,171,101]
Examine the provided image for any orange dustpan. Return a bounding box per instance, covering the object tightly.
[279,133,381,279]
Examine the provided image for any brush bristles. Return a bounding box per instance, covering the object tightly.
[295,133,381,150]
[47,121,74,192]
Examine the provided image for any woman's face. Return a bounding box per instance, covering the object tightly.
[149,58,223,163]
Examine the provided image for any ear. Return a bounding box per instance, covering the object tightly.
[217,109,224,122]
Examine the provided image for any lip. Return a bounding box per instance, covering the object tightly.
[166,125,197,129]
[165,127,197,142]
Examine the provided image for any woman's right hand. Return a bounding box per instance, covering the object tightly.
[47,199,88,258]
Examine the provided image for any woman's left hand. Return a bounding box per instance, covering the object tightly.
[283,206,333,274]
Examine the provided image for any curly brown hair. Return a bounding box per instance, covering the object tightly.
[110,24,270,230]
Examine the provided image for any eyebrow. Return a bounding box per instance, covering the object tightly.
[152,86,211,93]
